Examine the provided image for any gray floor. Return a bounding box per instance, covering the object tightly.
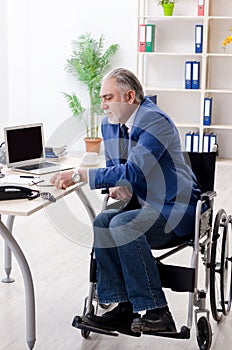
[0,159,232,350]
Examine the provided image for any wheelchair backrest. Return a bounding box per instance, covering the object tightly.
[183,152,216,193]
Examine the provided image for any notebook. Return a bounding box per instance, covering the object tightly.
[4,123,73,175]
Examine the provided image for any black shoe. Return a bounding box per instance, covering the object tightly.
[131,307,177,333]
[82,302,140,335]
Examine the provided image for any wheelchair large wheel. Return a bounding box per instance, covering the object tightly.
[196,316,212,350]
[210,209,232,321]
[220,215,232,316]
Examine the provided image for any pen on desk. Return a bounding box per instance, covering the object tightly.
[20,175,37,178]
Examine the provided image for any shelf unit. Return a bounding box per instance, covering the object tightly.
[137,0,232,159]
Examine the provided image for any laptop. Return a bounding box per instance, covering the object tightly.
[4,123,73,175]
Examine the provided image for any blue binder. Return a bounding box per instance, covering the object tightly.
[203,97,212,126]
[185,132,192,152]
[203,133,210,152]
[195,25,203,53]
[192,61,200,89]
[209,133,217,152]
[185,61,192,89]
[192,132,200,152]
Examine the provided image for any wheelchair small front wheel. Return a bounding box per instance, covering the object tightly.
[196,316,212,350]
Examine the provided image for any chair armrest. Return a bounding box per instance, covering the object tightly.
[200,190,217,201]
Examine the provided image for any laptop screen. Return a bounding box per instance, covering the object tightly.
[4,123,45,167]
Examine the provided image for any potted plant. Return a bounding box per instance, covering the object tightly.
[64,33,119,153]
[156,0,177,16]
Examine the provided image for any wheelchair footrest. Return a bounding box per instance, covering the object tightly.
[143,326,190,339]
[72,315,142,337]
[72,315,119,336]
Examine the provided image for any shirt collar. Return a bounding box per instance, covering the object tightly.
[123,105,140,133]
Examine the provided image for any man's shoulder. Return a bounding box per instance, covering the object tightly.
[137,98,172,125]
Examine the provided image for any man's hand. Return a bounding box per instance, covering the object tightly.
[50,171,74,189]
[109,186,132,201]
[50,168,88,189]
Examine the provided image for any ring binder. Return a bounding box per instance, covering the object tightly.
[185,132,192,152]
[203,133,210,152]
[198,0,205,16]
[146,24,155,52]
[203,97,212,126]
[139,24,146,52]
[192,132,200,152]
[195,25,203,53]
[185,61,192,89]
[209,133,217,152]
[192,61,200,89]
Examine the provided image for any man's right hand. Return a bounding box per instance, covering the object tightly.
[109,186,132,201]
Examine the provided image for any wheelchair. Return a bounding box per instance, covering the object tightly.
[72,151,232,350]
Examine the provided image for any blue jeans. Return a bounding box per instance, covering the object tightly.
[93,207,186,313]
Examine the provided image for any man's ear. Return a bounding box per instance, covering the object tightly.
[126,90,136,104]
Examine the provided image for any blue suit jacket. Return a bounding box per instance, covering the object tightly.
[89,97,201,237]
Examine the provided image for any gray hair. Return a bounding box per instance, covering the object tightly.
[103,68,144,103]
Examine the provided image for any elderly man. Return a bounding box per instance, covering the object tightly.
[51,68,200,335]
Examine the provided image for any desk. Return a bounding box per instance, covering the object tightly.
[0,162,97,349]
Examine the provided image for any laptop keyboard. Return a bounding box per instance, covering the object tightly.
[17,162,55,171]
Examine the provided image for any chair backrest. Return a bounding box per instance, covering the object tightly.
[183,152,216,193]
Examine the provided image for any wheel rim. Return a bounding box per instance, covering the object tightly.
[221,217,232,315]
[210,209,227,321]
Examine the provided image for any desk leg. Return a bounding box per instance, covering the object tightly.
[75,187,96,223]
[2,215,15,283]
[0,220,36,350]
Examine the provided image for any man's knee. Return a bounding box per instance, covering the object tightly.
[93,210,119,229]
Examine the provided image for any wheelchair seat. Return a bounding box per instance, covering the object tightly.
[156,151,217,290]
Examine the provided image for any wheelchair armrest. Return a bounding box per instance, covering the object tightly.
[101,189,109,195]
[200,190,217,201]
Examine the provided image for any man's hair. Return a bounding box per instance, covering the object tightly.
[103,68,144,103]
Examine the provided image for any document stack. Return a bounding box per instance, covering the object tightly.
[45,145,67,160]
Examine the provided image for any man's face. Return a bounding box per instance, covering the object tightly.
[100,77,136,124]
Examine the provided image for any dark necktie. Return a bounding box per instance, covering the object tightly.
[120,124,129,163]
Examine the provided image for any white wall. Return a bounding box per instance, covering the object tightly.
[4,0,138,143]
[0,0,9,140]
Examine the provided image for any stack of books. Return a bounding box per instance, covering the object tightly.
[45,145,67,160]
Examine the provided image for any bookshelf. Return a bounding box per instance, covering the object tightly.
[137,0,232,159]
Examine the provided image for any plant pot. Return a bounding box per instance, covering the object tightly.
[84,137,102,154]
[162,3,174,16]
